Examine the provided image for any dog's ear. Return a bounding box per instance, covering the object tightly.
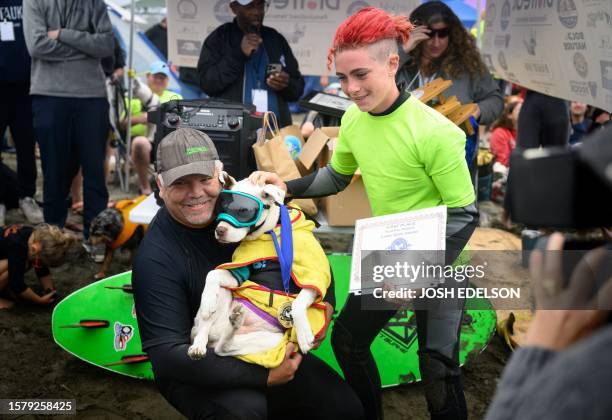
[219,171,236,189]
[262,184,286,205]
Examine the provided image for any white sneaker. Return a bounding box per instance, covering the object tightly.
[0,204,6,226]
[19,197,44,224]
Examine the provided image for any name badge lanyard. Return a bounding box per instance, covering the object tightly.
[250,46,267,90]
[267,204,293,295]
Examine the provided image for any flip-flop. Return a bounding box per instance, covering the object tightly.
[71,201,84,215]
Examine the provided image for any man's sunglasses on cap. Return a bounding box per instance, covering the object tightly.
[216,190,271,228]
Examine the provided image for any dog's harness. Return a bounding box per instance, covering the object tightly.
[111,195,148,250]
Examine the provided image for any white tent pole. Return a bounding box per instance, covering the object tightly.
[476,0,483,48]
[123,0,136,192]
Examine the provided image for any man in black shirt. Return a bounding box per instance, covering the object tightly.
[132,128,363,420]
[197,0,304,127]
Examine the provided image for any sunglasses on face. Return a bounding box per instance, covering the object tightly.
[216,190,270,228]
[428,27,450,39]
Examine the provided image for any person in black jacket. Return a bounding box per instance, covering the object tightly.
[132,128,363,420]
[144,18,167,59]
[197,0,305,127]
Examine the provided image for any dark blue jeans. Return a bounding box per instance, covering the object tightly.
[32,96,109,238]
[0,81,37,199]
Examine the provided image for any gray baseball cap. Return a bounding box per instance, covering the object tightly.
[156,128,219,186]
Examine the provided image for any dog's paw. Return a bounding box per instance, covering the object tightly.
[296,326,315,354]
[229,305,245,330]
[187,344,207,360]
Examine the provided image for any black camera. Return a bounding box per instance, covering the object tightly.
[508,125,612,229]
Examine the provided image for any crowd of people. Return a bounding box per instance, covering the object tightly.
[1,0,611,419]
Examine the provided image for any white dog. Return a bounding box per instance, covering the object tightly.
[187,177,330,365]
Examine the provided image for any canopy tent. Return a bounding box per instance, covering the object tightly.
[435,0,480,29]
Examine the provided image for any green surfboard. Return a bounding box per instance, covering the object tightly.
[52,254,496,385]
[52,272,153,380]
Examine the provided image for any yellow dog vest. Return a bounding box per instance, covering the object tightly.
[217,207,331,368]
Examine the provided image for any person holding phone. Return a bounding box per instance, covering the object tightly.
[197,0,305,127]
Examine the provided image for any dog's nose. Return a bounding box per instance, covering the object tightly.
[216,226,227,237]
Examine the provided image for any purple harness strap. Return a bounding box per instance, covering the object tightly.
[234,298,284,330]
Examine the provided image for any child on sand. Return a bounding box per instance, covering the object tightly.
[0,223,75,309]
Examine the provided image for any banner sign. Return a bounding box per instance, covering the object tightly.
[482,0,612,111]
[166,0,419,75]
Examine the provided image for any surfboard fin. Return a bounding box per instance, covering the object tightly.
[59,319,110,329]
[104,354,150,366]
[105,284,133,294]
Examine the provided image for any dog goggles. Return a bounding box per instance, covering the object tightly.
[216,190,271,228]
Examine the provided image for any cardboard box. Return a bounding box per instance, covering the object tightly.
[321,175,372,226]
[298,127,338,171]
[299,127,371,226]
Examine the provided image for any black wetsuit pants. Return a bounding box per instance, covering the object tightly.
[153,351,365,420]
[331,222,478,420]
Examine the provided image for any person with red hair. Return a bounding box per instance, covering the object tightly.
[251,7,477,419]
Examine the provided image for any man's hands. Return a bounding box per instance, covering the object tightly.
[267,343,302,386]
[241,33,262,57]
[524,233,612,351]
[249,171,287,192]
[112,68,125,82]
[266,303,333,385]
[240,32,289,91]
[47,29,60,40]
[401,25,430,54]
[266,71,290,91]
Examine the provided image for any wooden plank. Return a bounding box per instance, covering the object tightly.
[414,78,453,103]
[448,103,478,126]
[434,96,460,116]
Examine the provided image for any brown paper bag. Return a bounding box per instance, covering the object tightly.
[252,112,318,215]
[279,124,304,146]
